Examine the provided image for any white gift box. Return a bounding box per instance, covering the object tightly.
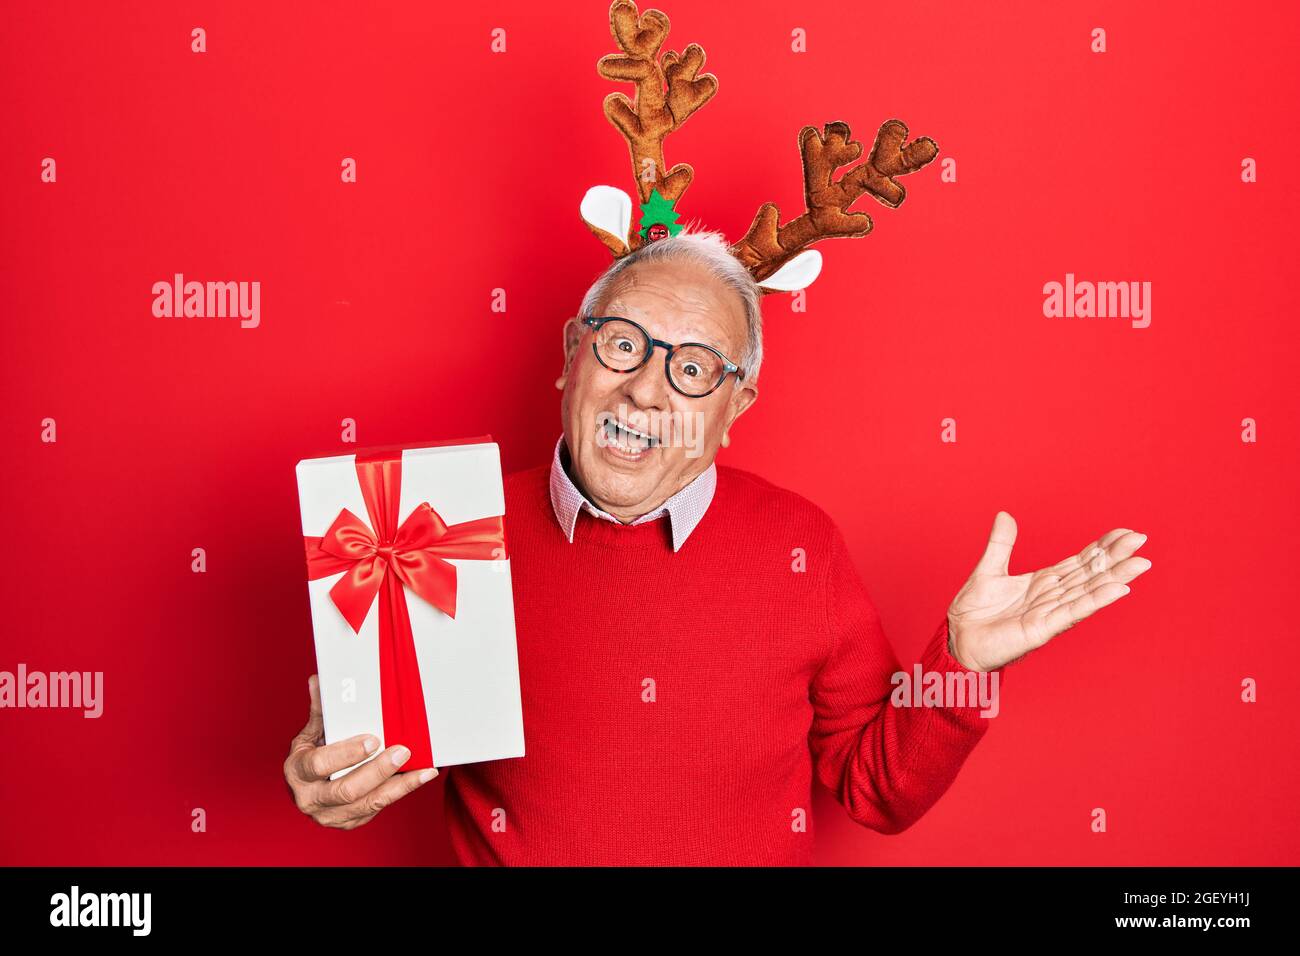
[295,438,525,779]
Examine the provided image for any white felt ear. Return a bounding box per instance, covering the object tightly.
[580,186,632,253]
[757,250,823,292]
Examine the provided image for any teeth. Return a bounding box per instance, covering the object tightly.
[602,418,658,450]
[621,422,654,443]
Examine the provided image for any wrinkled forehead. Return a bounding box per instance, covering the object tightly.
[598,260,746,350]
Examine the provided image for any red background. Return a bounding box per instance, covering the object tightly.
[2,0,1297,865]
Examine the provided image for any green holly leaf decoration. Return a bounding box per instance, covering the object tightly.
[638,188,684,240]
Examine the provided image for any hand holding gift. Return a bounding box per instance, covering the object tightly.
[283,675,437,830]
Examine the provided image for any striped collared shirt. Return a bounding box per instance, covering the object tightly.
[547,435,716,552]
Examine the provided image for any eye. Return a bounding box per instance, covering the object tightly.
[615,338,635,353]
[681,362,701,377]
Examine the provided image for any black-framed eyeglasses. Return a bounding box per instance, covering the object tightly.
[581,316,746,398]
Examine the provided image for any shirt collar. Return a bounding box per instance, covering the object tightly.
[547,436,716,552]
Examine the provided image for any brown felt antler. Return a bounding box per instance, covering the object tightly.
[591,0,717,255]
[581,1,939,294]
[729,120,940,290]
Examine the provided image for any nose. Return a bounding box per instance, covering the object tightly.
[620,356,672,411]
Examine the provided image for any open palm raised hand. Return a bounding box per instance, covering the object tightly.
[947,512,1151,672]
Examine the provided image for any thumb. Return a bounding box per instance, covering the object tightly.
[299,674,324,742]
[975,511,1017,576]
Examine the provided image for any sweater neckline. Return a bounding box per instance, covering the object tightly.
[568,507,678,551]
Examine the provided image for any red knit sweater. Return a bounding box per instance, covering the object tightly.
[442,461,995,865]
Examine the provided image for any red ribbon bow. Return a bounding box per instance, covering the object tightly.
[303,449,506,770]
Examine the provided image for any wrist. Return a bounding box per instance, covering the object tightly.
[946,615,977,671]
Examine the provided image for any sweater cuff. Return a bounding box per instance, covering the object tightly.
[919,618,1004,723]
[929,617,968,671]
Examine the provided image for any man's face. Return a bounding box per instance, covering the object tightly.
[558,259,759,522]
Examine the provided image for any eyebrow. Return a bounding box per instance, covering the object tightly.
[597,307,733,354]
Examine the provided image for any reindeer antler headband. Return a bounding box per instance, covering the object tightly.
[580,0,939,294]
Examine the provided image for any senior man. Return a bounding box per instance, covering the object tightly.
[284,231,1151,865]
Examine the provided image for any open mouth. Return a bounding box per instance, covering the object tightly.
[600,416,659,453]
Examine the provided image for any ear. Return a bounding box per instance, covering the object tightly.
[720,378,759,447]
[757,250,822,293]
[556,316,586,389]
[581,186,633,255]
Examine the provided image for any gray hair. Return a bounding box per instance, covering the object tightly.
[577,229,763,383]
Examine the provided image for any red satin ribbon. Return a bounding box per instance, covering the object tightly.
[303,449,506,770]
